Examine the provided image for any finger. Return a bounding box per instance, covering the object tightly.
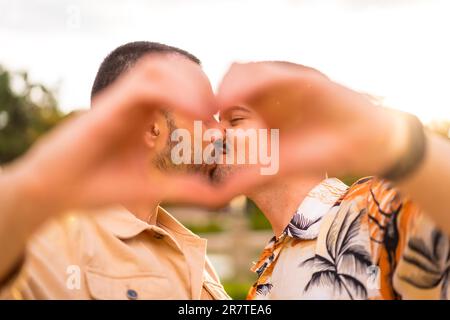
[213,165,276,202]
[276,131,351,178]
[129,54,218,120]
[216,62,273,111]
[91,53,218,127]
[216,61,327,113]
[151,174,233,208]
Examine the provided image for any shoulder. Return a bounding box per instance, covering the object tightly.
[28,211,97,262]
[342,176,414,214]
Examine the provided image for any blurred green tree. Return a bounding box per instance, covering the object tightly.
[0,65,65,164]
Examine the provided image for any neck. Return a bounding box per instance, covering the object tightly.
[124,201,160,225]
[248,175,324,238]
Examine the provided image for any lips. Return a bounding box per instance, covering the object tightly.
[204,138,228,182]
[212,138,228,154]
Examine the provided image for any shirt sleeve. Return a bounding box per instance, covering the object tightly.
[366,177,450,300]
[0,215,85,299]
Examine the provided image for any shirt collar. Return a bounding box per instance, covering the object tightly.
[92,206,210,300]
[283,177,348,240]
[251,178,348,275]
[93,205,201,240]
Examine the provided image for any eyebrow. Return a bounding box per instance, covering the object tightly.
[218,106,251,121]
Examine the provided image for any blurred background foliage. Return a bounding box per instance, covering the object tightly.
[0,64,449,299]
[0,65,65,164]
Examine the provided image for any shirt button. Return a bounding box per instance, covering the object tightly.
[126,289,138,300]
[153,233,164,240]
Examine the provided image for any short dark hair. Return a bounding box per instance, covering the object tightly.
[90,41,201,100]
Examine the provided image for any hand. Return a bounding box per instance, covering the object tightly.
[216,61,409,180]
[6,54,225,218]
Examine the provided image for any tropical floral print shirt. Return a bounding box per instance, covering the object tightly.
[247,177,450,300]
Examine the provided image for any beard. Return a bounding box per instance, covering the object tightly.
[210,163,240,185]
[152,118,213,178]
[153,142,202,174]
[209,138,246,185]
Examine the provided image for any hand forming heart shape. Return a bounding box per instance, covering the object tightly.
[12,54,407,214]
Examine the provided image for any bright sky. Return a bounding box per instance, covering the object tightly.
[0,0,449,122]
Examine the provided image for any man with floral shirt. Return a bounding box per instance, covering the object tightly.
[244,176,445,299]
[213,61,450,299]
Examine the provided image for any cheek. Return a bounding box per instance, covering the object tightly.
[226,119,271,161]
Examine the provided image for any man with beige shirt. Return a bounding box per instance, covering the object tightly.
[2,206,227,300]
[0,42,230,300]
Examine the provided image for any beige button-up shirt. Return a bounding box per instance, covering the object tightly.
[0,206,230,300]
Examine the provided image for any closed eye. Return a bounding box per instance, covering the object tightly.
[230,117,245,126]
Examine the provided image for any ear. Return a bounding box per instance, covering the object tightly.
[144,122,161,149]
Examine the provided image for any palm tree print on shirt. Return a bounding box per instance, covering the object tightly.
[300,207,372,299]
[255,283,273,296]
[398,230,450,299]
[285,213,322,239]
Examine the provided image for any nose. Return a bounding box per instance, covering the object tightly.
[210,123,228,145]
[202,116,226,144]
[203,116,219,130]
